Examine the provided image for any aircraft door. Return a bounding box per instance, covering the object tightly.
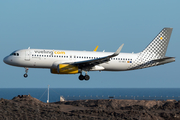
[25,51,30,61]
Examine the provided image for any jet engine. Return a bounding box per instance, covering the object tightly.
[51,64,79,74]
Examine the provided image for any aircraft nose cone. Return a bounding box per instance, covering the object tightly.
[3,57,7,64]
[3,56,10,64]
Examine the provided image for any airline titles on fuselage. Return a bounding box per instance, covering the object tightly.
[34,50,65,56]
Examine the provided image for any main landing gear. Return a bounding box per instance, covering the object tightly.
[24,68,29,78]
[79,72,90,81]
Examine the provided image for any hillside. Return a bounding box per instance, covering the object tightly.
[0,95,180,120]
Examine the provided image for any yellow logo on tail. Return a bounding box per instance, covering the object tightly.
[160,37,163,40]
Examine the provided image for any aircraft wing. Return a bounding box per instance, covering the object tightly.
[69,44,124,69]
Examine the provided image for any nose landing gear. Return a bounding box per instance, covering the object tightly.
[24,68,29,78]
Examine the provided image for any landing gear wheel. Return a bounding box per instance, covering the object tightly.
[24,67,29,78]
[24,74,28,78]
[84,75,90,80]
[79,75,84,80]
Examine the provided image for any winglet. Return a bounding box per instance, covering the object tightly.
[93,46,99,52]
[114,44,124,55]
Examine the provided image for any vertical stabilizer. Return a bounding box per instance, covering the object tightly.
[142,28,173,59]
[129,28,173,70]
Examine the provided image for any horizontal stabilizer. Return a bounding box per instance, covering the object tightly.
[152,57,175,65]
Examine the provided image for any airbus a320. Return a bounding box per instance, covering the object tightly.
[3,28,175,80]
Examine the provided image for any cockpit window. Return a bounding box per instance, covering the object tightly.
[10,52,19,56]
[10,52,14,55]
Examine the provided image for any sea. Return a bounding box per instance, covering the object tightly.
[0,88,180,103]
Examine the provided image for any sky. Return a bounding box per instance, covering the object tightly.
[0,0,180,88]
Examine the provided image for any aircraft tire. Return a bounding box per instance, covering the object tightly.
[24,74,28,78]
[79,75,84,80]
[84,75,90,80]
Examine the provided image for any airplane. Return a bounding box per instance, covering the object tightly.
[3,28,175,81]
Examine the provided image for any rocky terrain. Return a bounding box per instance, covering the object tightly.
[0,95,180,120]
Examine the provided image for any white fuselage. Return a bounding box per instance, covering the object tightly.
[4,49,138,71]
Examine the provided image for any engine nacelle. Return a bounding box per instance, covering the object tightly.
[51,64,79,74]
